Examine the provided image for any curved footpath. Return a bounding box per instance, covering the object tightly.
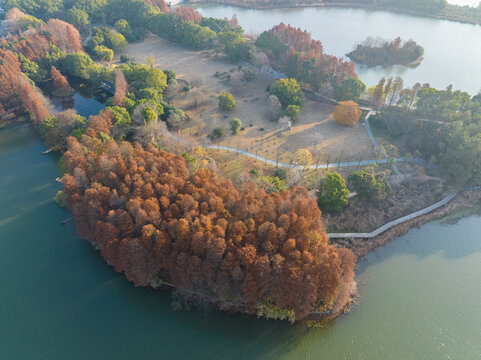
[204,144,402,170]
[328,192,458,239]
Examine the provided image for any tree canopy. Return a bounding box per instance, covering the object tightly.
[318,173,349,212]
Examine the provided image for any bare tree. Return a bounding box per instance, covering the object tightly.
[190,75,204,89]
[253,51,269,67]
[268,95,282,120]
[166,113,182,130]
[278,116,292,132]
[189,89,206,109]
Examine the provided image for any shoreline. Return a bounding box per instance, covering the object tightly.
[335,189,481,259]
[346,54,424,68]
[186,1,481,27]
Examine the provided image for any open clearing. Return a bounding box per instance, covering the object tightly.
[119,35,377,164]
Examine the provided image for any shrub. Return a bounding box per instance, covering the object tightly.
[218,92,235,110]
[230,118,242,134]
[348,168,389,199]
[93,45,114,62]
[142,107,158,124]
[285,104,300,121]
[212,126,224,139]
[274,168,287,180]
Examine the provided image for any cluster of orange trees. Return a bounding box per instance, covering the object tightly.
[61,117,355,320]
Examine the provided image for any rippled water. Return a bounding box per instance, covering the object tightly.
[1,126,480,359]
[195,4,481,94]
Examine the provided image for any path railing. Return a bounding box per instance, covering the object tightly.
[327,191,458,239]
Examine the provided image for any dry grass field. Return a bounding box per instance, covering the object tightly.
[119,35,377,166]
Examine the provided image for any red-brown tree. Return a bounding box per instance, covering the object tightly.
[51,66,70,91]
[61,127,356,321]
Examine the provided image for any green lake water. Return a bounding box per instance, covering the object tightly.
[195,4,481,94]
[1,125,481,359]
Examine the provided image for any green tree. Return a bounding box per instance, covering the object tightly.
[65,8,90,34]
[285,105,300,121]
[269,78,302,107]
[18,15,45,31]
[218,92,235,110]
[212,126,223,139]
[230,117,242,134]
[105,106,131,139]
[62,52,95,78]
[110,33,128,51]
[4,0,63,20]
[348,168,389,199]
[333,77,367,101]
[142,107,158,124]
[115,19,133,40]
[93,45,114,61]
[163,69,177,86]
[317,173,349,212]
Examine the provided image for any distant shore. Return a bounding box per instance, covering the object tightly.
[185,1,481,27]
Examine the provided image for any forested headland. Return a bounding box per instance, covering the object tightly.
[0,0,359,322]
[2,0,481,323]
[347,37,424,67]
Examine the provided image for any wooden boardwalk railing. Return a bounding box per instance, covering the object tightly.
[327,192,458,239]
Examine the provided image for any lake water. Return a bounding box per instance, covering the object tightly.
[1,125,481,359]
[195,4,481,94]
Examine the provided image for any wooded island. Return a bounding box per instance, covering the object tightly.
[347,37,424,66]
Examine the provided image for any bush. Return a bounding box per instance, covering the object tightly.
[142,107,158,124]
[285,104,300,121]
[93,45,114,62]
[120,54,130,63]
[318,173,349,212]
[164,69,177,86]
[230,118,242,134]
[211,126,224,139]
[274,168,287,180]
[348,168,389,199]
[218,92,235,110]
[333,101,361,127]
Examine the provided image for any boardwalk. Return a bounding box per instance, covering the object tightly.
[327,192,458,239]
[203,144,403,170]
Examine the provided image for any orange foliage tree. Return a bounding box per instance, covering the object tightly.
[0,49,49,124]
[51,66,70,90]
[62,126,356,321]
[170,7,203,23]
[333,101,361,127]
[45,19,83,53]
[144,0,169,12]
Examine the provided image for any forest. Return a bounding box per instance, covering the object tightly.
[347,37,424,66]
[0,1,357,322]
[369,83,481,188]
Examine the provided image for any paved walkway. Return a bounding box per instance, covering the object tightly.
[204,144,403,170]
[327,191,458,239]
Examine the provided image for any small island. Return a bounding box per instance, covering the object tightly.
[347,37,424,66]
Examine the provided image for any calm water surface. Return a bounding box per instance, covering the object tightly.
[196,5,481,94]
[1,125,480,359]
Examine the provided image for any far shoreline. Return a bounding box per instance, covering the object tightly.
[185,1,481,28]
